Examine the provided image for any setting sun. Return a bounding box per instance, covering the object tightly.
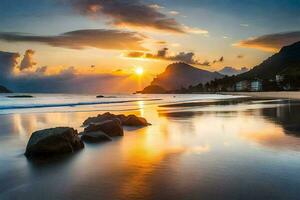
[135,67,144,75]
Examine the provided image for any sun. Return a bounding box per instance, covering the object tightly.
[135,67,144,75]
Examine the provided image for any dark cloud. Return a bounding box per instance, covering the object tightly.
[70,0,186,33]
[35,66,48,74]
[236,31,300,52]
[237,54,244,59]
[0,29,147,51]
[125,48,217,66]
[157,47,168,57]
[212,56,224,64]
[0,51,19,80]
[19,49,36,71]
[126,51,145,58]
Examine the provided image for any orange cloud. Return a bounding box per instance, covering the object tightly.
[70,0,208,35]
[124,48,223,66]
[19,49,36,71]
[0,29,148,51]
[234,31,300,52]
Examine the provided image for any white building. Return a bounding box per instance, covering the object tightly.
[250,80,262,91]
[235,81,250,91]
[276,75,284,83]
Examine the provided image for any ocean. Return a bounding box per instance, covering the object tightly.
[1,93,300,200]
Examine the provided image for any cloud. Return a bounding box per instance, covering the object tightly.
[0,50,142,93]
[0,51,22,81]
[235,31,300,52]
[0,29,147,51]
[0,51,19,79]
[69,0,207,35]
[70,0,185,33]
[19,49,37,71]
[148,4,164,9]
[218,66,249,76]
[212,56,224,64]
[35,66,48,74]
[125,48,211,66]
[240,24,249,27]
[183,26,209,35]
[169,11,179,16]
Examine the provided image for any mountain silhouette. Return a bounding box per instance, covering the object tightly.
[240,41,300,79]
[0,85,11,93]
[150,62,223,90]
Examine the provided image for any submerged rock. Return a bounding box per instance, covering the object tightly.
[84,120,124,137]
[25,127,84,158]
[83,112,150,127]
[81,131,112,143]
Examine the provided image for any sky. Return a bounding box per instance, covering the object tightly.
[0,0,299,93]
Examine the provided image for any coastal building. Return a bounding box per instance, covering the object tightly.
[235,81,250,91]
[225,85,235,92]
[276,75,284,83]
[250,80,262,91]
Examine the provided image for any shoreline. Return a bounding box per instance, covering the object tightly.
[219,91,300,100]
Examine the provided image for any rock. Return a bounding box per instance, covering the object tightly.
[0,85,12,93]
[83,112,117,126]
[7,95,34,98]
[84,120,124,137]
[25,127,84,158]
[81,131,112,143]
[83,112,150,127]
[123,115,150,126]
[116,114,127,124]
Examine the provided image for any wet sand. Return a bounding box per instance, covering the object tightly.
[221,91,300,100]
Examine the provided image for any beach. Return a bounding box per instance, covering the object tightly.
[221,91,300,100]
[1,94,300,199]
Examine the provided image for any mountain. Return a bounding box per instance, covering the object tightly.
[137,85,167,94]
[0,85,12,93]
[150,62,224,90]
[218,66,249,76]
[239,41,300,79]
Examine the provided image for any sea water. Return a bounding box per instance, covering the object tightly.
[1,93,300,200]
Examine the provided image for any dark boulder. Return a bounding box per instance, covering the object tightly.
[81,131,112,143]
[123,115,150,126]
[84,120,124,137]
[83,112,118,126]
[83,112,150,127]
[25,127,84,158]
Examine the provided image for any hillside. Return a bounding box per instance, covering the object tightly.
[240,41,300,79]
[150,62,223,90]
[137,85,167,94]
[218,66,249,76]
[0,85,12,93]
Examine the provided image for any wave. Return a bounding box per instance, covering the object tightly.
[0,98,162,110]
